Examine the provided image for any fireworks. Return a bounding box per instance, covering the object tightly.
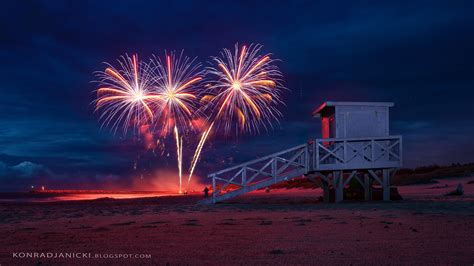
[93,45,285,193]
[149,51,203,136]
[149,51,204,193]
[187,43,284,187]
[174,125,183,193]
[203,43,284,135]
[187,121,214,186]
[94,54,158,135]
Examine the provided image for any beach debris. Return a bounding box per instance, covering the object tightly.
[182,219,201,226]
[429,184,448,189]
[446,183,464,196]
[259,220,272,225]
[110,221,136,226]
[270,249,284,255]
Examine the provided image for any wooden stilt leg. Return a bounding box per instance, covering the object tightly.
[212,175,216,204]
[364,173,372,201]
[334,171,343,203]
[321,179,330,203]
[307,173,330,203]
[383,169,390,201]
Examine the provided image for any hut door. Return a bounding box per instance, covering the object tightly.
[322,115,335,139]
[328,115,335,138]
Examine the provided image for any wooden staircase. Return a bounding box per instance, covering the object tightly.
[201,136,402,204]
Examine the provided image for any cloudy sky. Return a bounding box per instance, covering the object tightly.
[1,1,473,191]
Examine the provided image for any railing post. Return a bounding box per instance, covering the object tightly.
[343,140,347,164]
[212,175,216,204]
[315,140,320,170]
[371,139,375,162]
[399,136,403,166]
[242,168,247,192]
[312,141,316,170]
[305,145,309,173]
[272,158,277,182]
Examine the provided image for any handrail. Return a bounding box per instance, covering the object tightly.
[314,135,401,143]
[208,143,308,177]
[208,135,402,177]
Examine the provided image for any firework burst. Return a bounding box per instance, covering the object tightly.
[187,44,284,187]
[202,43,284,135]
[149,51,204,136]
[94,54,158,135]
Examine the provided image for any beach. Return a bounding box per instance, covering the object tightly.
[0,177,473,265]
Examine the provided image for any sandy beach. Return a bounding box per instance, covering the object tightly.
[0,177,473,265]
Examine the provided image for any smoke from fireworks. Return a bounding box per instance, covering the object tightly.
[94,54,159,135]
[187,43,284,187]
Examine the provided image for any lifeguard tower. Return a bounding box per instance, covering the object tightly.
[204,101,402,203]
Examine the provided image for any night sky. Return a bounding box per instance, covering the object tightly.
[1,1,473,191]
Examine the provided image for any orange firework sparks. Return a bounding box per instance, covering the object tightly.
[94,54,159,135]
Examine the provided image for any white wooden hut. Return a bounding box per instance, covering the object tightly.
[205,101,402,204]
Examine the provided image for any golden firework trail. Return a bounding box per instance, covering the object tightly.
[174,125,183,193]
[94,54,159,135]
[187,121,214,187]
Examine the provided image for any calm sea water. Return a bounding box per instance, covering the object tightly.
[0,191,175,202]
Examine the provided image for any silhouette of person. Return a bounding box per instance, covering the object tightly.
[203,187,209,198]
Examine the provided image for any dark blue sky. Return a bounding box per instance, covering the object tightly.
[1,1,473,191]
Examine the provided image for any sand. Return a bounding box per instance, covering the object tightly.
[0,177,473,265]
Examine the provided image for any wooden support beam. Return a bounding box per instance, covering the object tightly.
[368,170,382,185]
[354,175,365,188]
[307,173,330,203]
[343,170,358,186]
[334,171,344,203]
[321,178,330,203]
[212,175,216,204]
[242,168,247,192]
[364,173,372,201]
[383,169,390,201]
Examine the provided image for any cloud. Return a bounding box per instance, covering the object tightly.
[0,161,53,179]
[10,161,50,178]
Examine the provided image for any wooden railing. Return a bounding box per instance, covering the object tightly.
[314,135,402,170]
